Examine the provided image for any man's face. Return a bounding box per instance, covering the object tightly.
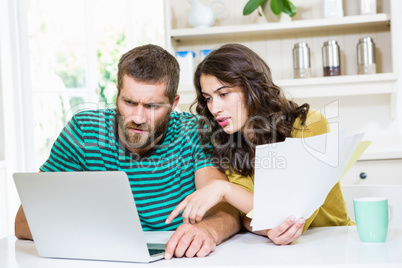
[116,75,178,153]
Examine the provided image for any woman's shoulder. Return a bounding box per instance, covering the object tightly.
[291,110,330,138]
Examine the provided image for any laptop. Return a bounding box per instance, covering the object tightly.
[13,171,171,263]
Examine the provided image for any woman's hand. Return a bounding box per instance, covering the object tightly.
[266,216,305,245]
[165,180,229,224]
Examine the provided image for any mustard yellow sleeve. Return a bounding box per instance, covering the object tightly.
[293,110,353,233]
[225,170,254,192]
[303,182,354,233]
[225,170,254,218]
[291,109,330,138]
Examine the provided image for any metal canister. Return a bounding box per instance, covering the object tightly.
[293,42,311,78]
[357,37,376,74]
[322,40,341,76]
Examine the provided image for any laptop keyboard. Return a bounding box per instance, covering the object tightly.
[148,248,165,256]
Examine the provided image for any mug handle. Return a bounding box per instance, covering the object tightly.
[388,204,393,223]
[210,1,225,17]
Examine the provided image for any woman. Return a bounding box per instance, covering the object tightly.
[166,43,352,245]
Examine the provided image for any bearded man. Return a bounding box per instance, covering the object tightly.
[15,44,241,260]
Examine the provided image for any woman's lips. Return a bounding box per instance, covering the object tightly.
[216,117,230,127]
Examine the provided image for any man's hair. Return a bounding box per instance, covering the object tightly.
[117,44,180,104]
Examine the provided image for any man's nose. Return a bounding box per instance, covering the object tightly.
[131,106,147,125]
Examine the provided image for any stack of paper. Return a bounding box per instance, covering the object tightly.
[250,130,370,231]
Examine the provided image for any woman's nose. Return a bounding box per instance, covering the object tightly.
[209,99,223,115]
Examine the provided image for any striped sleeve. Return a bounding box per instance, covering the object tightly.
[185,117,215,171]
[40,116,85,171]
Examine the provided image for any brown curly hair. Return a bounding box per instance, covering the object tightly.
[191,43,309,176]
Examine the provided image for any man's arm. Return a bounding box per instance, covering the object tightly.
[15,205,33,240]
[15,170,45,240]
[164,166,241,259]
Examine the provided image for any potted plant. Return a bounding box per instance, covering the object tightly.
[243,0,297,22]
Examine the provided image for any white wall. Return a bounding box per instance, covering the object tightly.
[0,0,33,239]
[0,76,4,163]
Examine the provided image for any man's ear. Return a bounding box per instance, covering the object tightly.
[171,94,180,111]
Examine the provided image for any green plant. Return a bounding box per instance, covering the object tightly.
[97,32,126,108]
[243,0,297,17]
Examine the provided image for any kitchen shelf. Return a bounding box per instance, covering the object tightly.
[279,73,398,98]
[359,137,402,160]
[178,72,398,118]
[170,14,390,41]
[179,73,397,96]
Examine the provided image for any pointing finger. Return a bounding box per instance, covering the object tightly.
[166,199,188,224]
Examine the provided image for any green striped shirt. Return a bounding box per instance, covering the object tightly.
[40,109,214,231]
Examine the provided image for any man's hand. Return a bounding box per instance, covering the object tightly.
[266,216,305,245]
[164,223,216,260]
[163,167,241,260]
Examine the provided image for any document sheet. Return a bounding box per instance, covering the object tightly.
[250,131,367,231]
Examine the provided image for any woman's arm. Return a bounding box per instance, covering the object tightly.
[165,171,253,224]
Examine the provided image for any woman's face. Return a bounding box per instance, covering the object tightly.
[200,74,249,135]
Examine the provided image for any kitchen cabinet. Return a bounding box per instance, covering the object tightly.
[164,0,402,161]
[341,158,402,185]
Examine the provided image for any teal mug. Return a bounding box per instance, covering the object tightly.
[354,197,389,243]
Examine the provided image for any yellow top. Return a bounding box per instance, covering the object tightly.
[226,110,353,233]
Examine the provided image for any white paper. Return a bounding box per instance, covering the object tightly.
[251,130,363,231]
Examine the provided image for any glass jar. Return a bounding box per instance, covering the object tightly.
[293,42,311,79]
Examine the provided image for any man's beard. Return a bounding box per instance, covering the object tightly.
[116,108,171,150]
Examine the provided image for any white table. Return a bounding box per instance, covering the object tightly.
[1,226,402,267]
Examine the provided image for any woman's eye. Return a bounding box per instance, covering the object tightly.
[204,97,212,102]
[220,92,228,97]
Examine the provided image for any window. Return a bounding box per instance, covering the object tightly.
[27,0,165,168]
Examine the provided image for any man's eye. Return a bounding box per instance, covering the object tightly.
[144,104,160,109]
[125,100,134,105]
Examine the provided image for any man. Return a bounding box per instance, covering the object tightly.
[15,44,241,259]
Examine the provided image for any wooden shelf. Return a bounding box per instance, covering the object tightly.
[359,137,402,160]
[280,73,398,98]
[178,73,397,97]
[170,14,390,41]
[178,72,398,118]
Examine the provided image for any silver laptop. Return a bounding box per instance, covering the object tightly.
[13,171,169,263]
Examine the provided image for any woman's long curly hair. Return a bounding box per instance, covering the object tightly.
[192,43,309,177]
